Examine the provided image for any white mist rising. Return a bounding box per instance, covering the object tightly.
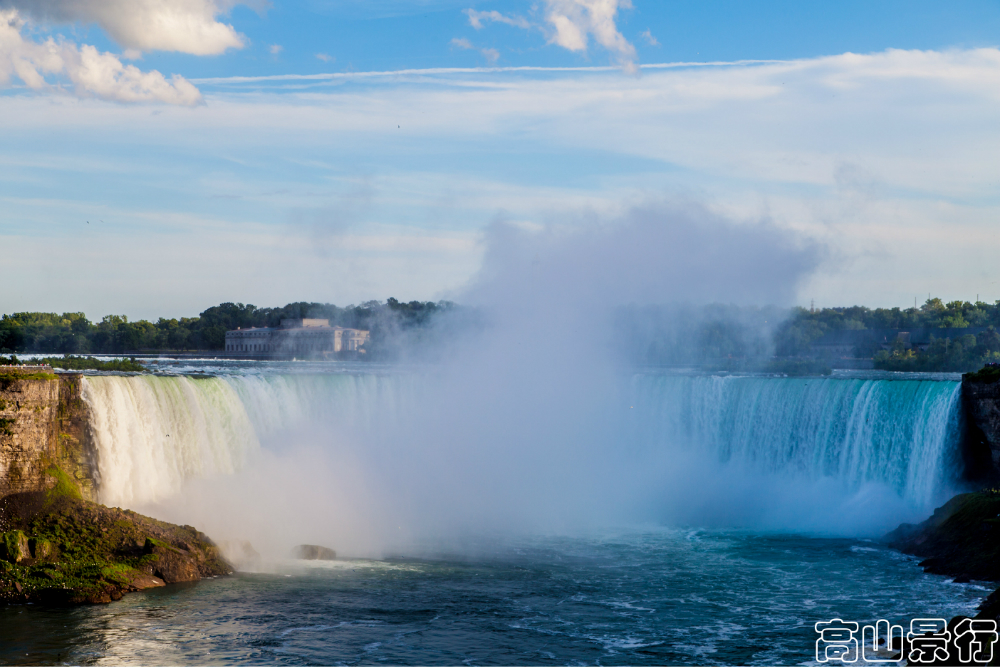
[122,201,951,558]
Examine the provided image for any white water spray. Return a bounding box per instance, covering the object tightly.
[80,371,965,544]
[82,375,259,507]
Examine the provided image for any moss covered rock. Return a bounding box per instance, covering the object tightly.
[0,484,231,605]
[0,530,30,564]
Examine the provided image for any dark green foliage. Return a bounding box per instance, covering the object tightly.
[775,300,1000,372]
[0,418,13,437]
[964,364,1000,384]
[0,299,458,356]
[873,330,1000,372]
[776,299,1000,356]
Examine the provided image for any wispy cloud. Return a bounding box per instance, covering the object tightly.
[269,44,282,56]
[450,36,499,63]
[315,53,334,63]
[640,29,658,47]
[464,8,531,30]
[5,48,1000,309]
[465,2,638,71]
[480,47,499,64]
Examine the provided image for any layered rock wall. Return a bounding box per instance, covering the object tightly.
[0,368,97,501]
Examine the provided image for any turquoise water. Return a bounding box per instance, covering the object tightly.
[0,530,987,665]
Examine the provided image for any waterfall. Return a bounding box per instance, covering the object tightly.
[81,372,965,514]
[82,376,260,507]
[81,373,415,507]
[630,374,963,509]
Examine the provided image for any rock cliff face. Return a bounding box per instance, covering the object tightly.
[961,375,1000,480]
[0,368,97,501]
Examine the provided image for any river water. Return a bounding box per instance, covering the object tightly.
[0,362,987,665]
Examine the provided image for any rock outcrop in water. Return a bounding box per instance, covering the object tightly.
[0,466,231,605]
[292,544,337,560]
[886,491,1000,582]
[886,490,1000,637]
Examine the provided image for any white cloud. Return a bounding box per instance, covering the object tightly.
[0,9,202,104]
[0,0,250,104]
[543,0,637,71]
[640,28,657,47]
[3,0,246,55]
[315,52,333,62]
[450,37,472,50]
[269,43,282,56]
[464,8,530,30]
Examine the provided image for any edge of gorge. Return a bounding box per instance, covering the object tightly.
[0,367,98,501]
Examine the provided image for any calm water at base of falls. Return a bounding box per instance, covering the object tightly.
[0,530,988,666]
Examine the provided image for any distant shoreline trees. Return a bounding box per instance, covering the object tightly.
[776,298,1000,372]
[0,299,458,359]
[5,297,1000,372]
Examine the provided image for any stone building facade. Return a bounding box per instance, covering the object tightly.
[224,319,369,358]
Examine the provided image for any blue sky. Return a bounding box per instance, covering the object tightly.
[2,0,1000,319]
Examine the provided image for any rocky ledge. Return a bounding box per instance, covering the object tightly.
[886,490,1000,626]
[886,491,1000,583]
[0,465,231,605]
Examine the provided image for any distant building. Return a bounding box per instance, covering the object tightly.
[225,318,369,358]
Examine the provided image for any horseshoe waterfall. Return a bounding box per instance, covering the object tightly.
[79,372,965,515]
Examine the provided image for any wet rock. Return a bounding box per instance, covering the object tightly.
[291,544,337,560]
[885,492,1000,581]
[128,572,166,590]
[143,538,200,583]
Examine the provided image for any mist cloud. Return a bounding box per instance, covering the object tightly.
[139,202,911,560]
[466,201,823,321]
